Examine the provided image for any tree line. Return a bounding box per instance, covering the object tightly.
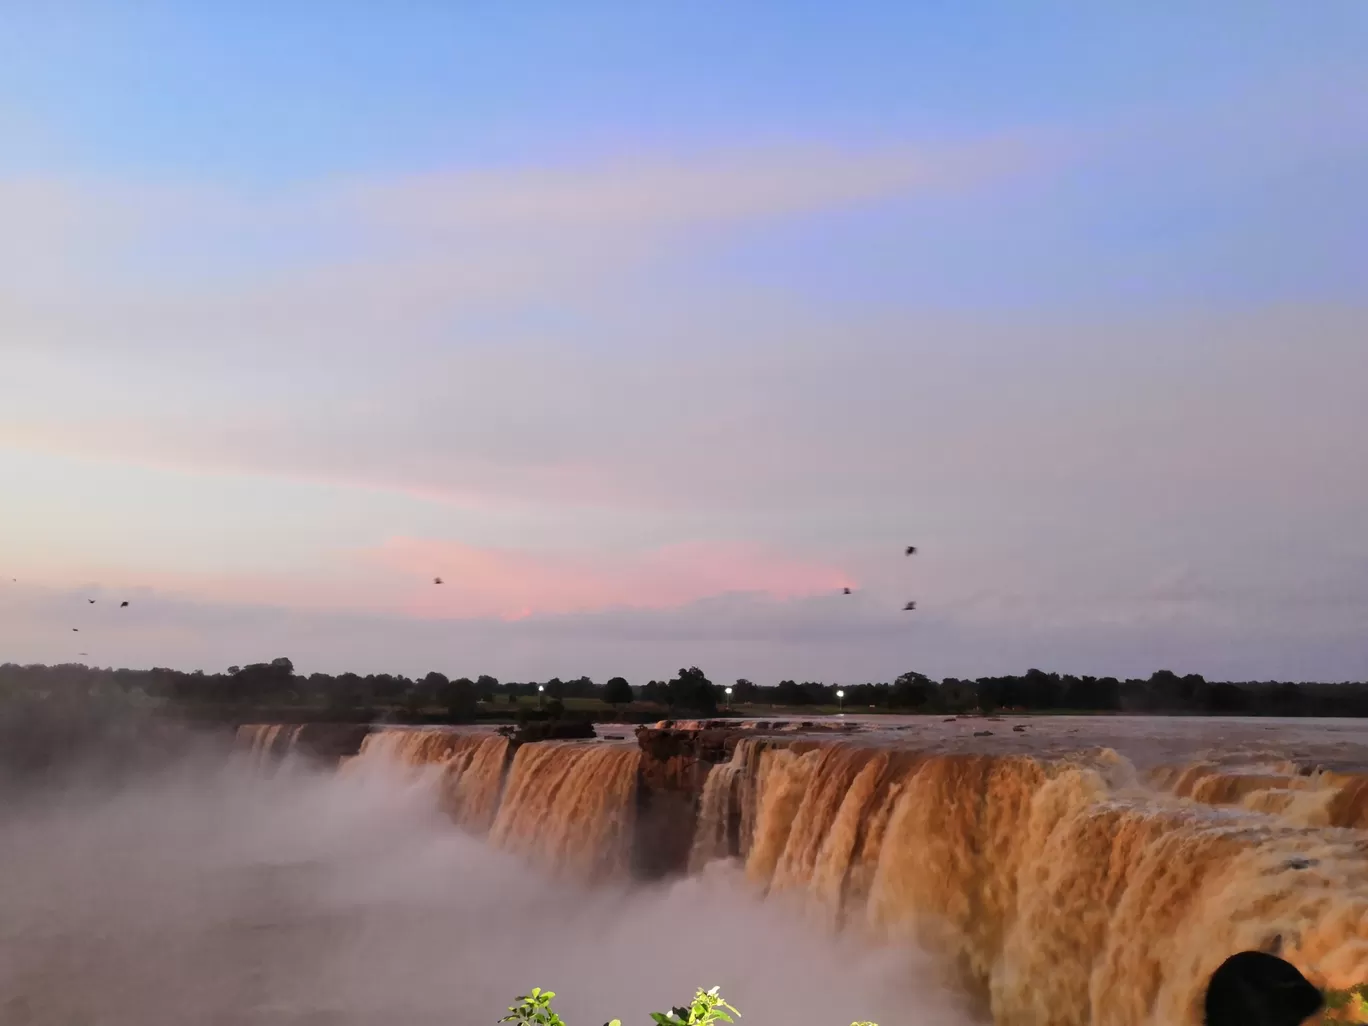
[3,659,1368,723]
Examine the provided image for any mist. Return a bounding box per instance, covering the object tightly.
[0,751,971,1026]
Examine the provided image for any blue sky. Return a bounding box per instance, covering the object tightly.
[1,3,1365,681]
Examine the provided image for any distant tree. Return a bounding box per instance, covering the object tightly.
[1182,673,1211,710]
[400,675,431,717]
[1271,681,1305,716]
[545,677,566,700]
[230,657,296,705]
[845,682,888,708]
[436,676,478,722]
[1022,668,1062,710]
[774,680,810,706]
[1061,675,1120,711]
[668,667,717,715]
[368,673,406,706]
[476,674,499,702]
[890,671,933,710]
[1205,681,1251,714]
[330,671,368,710]
[1148,669,1185,710]
[939,678,979,714]
[732,679,758,703]
[603,676,634,707]
[803,681,834,705]
[1095,676,1122,711]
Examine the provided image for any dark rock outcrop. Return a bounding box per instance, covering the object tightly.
[292,723,371,760]
[497,720,597,744]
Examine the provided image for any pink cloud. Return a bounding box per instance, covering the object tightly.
[371,537,855,619]
[8,537,854,623]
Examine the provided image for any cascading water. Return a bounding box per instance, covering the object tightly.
[1147,759,1368,829]
[237,721,1368,1026]
[689,736,766,871]
[707,741,1368,1026]
[235,723,304,770]
[489,741,641,881]
[346,727,511,834]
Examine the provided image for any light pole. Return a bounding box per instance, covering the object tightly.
[836,688,845,713]
[724,685,733,711]
[538,683,545,709]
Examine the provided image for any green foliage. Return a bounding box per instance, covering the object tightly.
[648,986,738,1026]
[1316,984,1368,1023]
[499,985,877,1026]
[501,988,569,1026]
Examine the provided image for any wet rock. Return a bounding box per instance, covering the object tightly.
[291,723,371,760]
[511,719,596,744]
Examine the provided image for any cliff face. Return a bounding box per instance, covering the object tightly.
[293,723,372,760]
[631,727,724,877]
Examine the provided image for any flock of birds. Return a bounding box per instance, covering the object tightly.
[838,545,917,610]
[21,542,918,662]
[3,575,135,661]
[435,546,920,611]
[69,593,132,659]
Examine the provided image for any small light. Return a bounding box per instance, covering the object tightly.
[836,689,845,698]
[725,687,733,695]
[538,684,545,692]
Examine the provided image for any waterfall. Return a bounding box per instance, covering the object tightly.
[234,720,1368,1026]
[490,741,641,881]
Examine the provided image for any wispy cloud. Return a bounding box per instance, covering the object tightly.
[4,303,1363,518]
[3,533,853,623]
[0,137,1042,292]
[327,138,1038,233]
[370,537,854,619]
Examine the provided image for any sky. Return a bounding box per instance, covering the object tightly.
[1,3,1366,683]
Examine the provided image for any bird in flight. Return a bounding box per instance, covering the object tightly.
[71,627,79,632]
[842,587,852,595]
[88,599,95,604]
[903,601,917,611]
[905,546,917,556]
[120,601,129,608]
[433,576,444,585]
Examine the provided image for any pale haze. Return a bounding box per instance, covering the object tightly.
[1,5,1365,682]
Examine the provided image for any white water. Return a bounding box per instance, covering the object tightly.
[0,753,970,1026]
